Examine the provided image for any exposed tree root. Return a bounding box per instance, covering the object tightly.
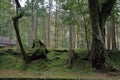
[66,49,75,68]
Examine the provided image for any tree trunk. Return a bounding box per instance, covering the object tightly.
[88,0,116,70]
[67,25,75,68]
[47,0,52,47]
[106,17,116,50]
[54,0,59,48]
[32,0,37,40]
[111,17,116,50]
[107,21,111,50]
[116,24,119,49]
[12,0,29,63]
[41,0,46,45]
[12,14,29,63]
[62,24,66,48]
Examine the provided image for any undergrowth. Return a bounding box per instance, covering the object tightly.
[0,48,120,79]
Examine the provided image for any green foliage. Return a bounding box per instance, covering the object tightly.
[61,0,79,25]
[38,7,47,17]
[63,12,77,25]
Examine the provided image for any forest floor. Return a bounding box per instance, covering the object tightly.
[0,48,120,79]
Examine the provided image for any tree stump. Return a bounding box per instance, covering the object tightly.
[27,39,49,61]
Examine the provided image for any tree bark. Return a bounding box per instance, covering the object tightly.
[54,0,59,48]
[88,0,116,70]
[107,21,111,50]
[12,0,29,63]
[41,0,46,45]
[67,25,75,68]
[111,17,116,50]
[32,0,37,40]
[47,0,52,47]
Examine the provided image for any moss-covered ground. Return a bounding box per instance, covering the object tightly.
[0,48,120,79]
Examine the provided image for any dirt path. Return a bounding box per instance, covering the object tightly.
[0,70,120,79]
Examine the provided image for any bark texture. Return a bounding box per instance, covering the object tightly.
[88,0,116,70]
[12,0,29,63]
[67,25,75,68]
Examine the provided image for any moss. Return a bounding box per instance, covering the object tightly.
[26,47,45,55]
[0,48,120,78]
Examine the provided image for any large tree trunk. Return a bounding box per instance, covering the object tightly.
[88,0,116,70]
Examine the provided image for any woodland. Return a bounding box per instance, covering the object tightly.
[0,0,120,79]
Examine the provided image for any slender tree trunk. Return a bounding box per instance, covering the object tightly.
[111,17,116,50]
[72,26,76,48]
[55,0,59,48]
[62,24,66,48]
[12,0,29,63]
[47,0,52,47]
[67,25,75,68]
[83,17,89,50]
[32,0,37,40]
[107,21,111,50]
[8,19,11,46]
[28,16,33,47]
[29,0,35,47]
[116,25,119,49]
[41,0,46,45]
[13,14,28,63]
[107,17,116,50]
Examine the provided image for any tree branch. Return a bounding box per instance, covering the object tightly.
[101,0,116,18]
[15,0,21,8]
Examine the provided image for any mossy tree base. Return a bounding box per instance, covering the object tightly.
[27,39,48,61]
[67,49,75,68]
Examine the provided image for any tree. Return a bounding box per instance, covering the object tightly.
[88,0,116,70]
[54,0,59,48]
[12,0,29,63]
[47,0,53,47]
[107,16,117,50]
[62,0,78,68]
[41,0,47,45]
[32,0,37,40]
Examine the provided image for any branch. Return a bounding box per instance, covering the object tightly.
[12,13,23,21]
[101,0,116,16]
[15,0,21,8]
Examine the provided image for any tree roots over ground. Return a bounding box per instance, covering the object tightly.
[67,49,76,68]
[92,50,120,73]
[27,39,49,62]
